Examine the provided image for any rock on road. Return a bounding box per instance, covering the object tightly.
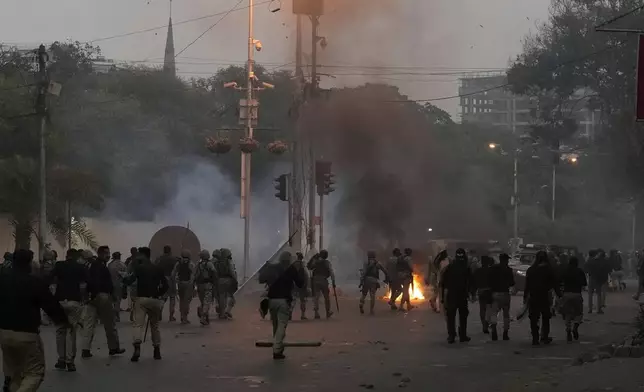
[15,287,641,392]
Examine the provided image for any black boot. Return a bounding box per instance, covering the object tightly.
[3,376,10,392]
[532,336,540,346]
[572,323,580,341]
[131,343,141,362]
[109,347,126,356]
[490,324,498,341]
[81,349,92,359]
[502,330,510,341]
[54,359,66,370]
[66,363,76,372]
[153,346,161,360]
[566,329,573,342]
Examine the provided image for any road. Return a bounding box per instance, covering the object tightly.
[22,285,641,392]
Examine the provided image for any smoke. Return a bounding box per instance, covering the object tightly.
[87,157,290,275]
[304,84,505,272]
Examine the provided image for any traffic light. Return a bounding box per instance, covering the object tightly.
[315,161,335,196]
[274,174,288,201]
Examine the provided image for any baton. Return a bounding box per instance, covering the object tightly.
[333,285,340,313]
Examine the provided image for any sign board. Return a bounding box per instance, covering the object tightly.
[637,34,644,121]
[293,0,324,15]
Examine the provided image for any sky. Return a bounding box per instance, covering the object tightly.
[0,0,551,117]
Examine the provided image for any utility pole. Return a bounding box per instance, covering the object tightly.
[512,152,519,239]
[551,164,556,222]
[37,44,48,261]
[290,15,304,251]
[307,14,320,250]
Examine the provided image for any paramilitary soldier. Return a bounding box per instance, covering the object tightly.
[359,251,388,315]
[441,248,472,344]
[289,252,309,321]
[214,248,238,320]
[307,249,336,319]
[195,250,217,326]
[155,245,178,322]
[386,248,403,310]
[172,250,195,324]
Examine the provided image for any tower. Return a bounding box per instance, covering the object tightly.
[163,0,176,76]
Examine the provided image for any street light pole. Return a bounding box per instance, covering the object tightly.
[37,44,48,260]
[512,151,519,239]
[242,0,255,281]
[551,164,556,222]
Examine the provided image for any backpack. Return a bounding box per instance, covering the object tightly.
[177,261,192,282]
[364,260,379,278]
[215,260,231,278]
[195,262,213,284]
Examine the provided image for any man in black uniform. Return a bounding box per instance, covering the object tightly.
[155,245,178,322]
[51,248,87,372]
[441,248,472,344]
[266,251,304,360]
[125,247,168,362]
[524,250,561,345]
[0,249,68,392]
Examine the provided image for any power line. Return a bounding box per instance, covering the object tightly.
[89,0,272,44]
[595,3,644,30]
[174,0,245,58]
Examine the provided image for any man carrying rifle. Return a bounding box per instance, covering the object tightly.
[359,251,388,315]
[307,250,336,319]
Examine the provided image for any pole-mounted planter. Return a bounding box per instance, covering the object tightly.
[206,136,232,154]
[239,137,259,153]
[267,140,288,155]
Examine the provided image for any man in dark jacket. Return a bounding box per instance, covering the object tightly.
[82,245,125,358]
[561,256,587,342]
[524,251,561,345]
[266,251,304,360]
[586,249,610,314]
[50,248,87,371]
[125,247,169,362]
[0,249,68,392]
[155,245,178,322]
[441,248,472,344]
[487,253,515,341]
[472,256,493,334]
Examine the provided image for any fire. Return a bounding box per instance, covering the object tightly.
[383,273,426,301]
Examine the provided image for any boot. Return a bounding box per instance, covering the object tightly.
[54,359,66,370]
[301,314,308,320]
[109,347,126,356]
[359,304,364,314]
[572,323,580,341]
[130,343,141,362]
[81,349,92,359]
[482,321,489,334]
[532,337,540,346]
[490,325,498,341]
[447,336,456,344]
[326,311,334,319]
[153,346,161,360]
[314,312,321,319]
[66,363,76,372]
[566,329,573,342]
[169,314,176,322]
[502,330,510,341]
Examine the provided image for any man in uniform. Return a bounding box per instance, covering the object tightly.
[472,255,493,334]
[125,247,168,362]
[386,248,403,310]
[214,248,238,320]
[195,250,217,325]
[172,250,195,324]
[124,247,138,317]
[39,249,57,326]
[108,251,127,322]
[308,249,336,319]
[396,248,414,311]
[82,246,125,358]
[155,245,178,322]
[524,250,561,345]
[51,249,87,371]
[441,248,472,344]
[266,251,304,360]
[359,251,388,315]
[290,252,309,320]
[487,253,515,341]
[0,249,68,392]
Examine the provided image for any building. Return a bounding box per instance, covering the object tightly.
[459,73,600,140]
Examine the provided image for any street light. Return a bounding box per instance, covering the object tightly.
[488,143,498,150]
[427,228,433,232]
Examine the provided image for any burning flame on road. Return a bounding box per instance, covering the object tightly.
[383,273,426,301]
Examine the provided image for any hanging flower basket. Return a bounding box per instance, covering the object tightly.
[206,137,232,154]
[239,137,259,154]
[267,140,288,155]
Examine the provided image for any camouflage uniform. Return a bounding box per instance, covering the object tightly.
[195,250,217,326]
[289,253,309,320]
[359,252,387,315]
[171,250,195,324]
[308,250,336,319]
[214,249,238,319]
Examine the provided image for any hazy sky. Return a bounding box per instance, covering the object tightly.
[0,0,550,116]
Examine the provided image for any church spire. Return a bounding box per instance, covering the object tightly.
[163,0,176,76]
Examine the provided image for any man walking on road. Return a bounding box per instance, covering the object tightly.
[155,245,178,322]
[108,251,127,322]
[487,253,514,341]
[195,250,217,326]
[214,248,238,320]
[82,245,125,358]
[359,251,388,315]
[51,248,87,372]
[290,252,309,320]
[125,247,168,362]
[266,251,304,360]
[441,248,472,344]
[0,249,68,392]
[308,249,336,319]
[386,248,403,310]
[524,251,561,346]
[172,250,195,324]
[586,249,610,314]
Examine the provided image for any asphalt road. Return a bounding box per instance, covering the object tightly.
[17,286,641,392]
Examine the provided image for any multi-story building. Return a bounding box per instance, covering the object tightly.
[459,73,600,140]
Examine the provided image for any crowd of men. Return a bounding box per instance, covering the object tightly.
[0,244,239,392]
